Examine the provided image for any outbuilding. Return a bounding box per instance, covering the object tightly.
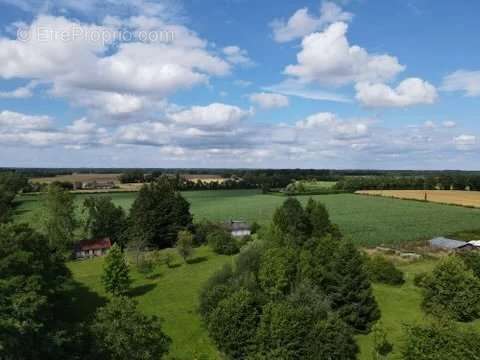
[428,237,476,252]
[225,220,251,237]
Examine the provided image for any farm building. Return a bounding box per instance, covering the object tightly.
[225,220,251,237]
[74,237,112,259]
[428,237,476,251]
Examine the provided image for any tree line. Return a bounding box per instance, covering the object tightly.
[335,174,480,192]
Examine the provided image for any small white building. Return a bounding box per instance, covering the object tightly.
[225,220,251,237]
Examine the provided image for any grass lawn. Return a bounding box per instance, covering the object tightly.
[68,246,232,360]
[17,189,480,246]
[69,248,480,360]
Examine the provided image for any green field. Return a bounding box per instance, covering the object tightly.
[16,189,480,246]
[68,248,480,360]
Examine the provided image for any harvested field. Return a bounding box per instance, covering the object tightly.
[31,173,121,184]
[357,190,480,208]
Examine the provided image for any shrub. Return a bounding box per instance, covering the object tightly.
[207,229,239,255]
[199,264,234,318]
[422,256,480,321]
[176,230,194,263]
[402,320,480,360]
[193,220,222,246]
[250,222,261,234]
[365,255,405,285]
[413,272,428,288]
[458,251,480,279]
[136,257,154,274]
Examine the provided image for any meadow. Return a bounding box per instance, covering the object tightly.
[16,189,480,246]
[68,247,480,360]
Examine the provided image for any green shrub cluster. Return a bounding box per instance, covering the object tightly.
[207,229,239,255]
[421,256,480,321]
[365,255,405,285]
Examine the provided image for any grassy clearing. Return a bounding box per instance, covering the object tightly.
[69,246,232,360]
[16,189,480,246]
[69,248,480,360]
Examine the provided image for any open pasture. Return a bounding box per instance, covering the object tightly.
[16,189,480,246]
[357,190,480,208]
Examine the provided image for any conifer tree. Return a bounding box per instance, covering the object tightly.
[305,198,332,238]
[328,240,380,332]
[102,244,131,296]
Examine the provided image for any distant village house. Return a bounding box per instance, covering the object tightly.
[74,238,112,259]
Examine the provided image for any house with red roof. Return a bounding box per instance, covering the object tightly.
[74,237,112,259]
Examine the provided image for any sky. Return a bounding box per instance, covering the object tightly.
[0,0,479,169]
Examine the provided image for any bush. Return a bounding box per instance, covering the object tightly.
[207,229,239,255]
[458,251,480,279]
[365,255,405,285]
[402,320,480,360]
[199,264,234,318]
[136,257,154,274]
[193,220,222,246]
[250,222,261,234]
[413,272,428,288]
[422,256,480,321]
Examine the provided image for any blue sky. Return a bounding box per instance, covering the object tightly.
[0,0,479,169]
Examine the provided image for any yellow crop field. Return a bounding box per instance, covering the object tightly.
[357,190,480,208]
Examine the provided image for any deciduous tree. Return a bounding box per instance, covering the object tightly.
[128,178,193,248]
[91,296,171,360]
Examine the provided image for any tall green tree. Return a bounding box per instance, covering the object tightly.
[271,197,312,245]
[83,196,127,246]
[0,223,73,358]
[129,178,193,248]
[91,296,171,360]
[0,172,28,223]
[305,198,332,238]
[101,244,131,296]
[40,184,77,251]
[206,288,261,359]
[328,240,380,332]
[256,285,357,360]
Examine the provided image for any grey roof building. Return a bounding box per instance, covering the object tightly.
[429,237,475,251]
[225,220,251,237]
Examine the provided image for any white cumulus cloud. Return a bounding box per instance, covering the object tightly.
[284,22,404,86]
[441,70,480,96]
[249,92,289,109]
[169,103,252,129]
[355,78,437,107]
[271,1,353,43]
